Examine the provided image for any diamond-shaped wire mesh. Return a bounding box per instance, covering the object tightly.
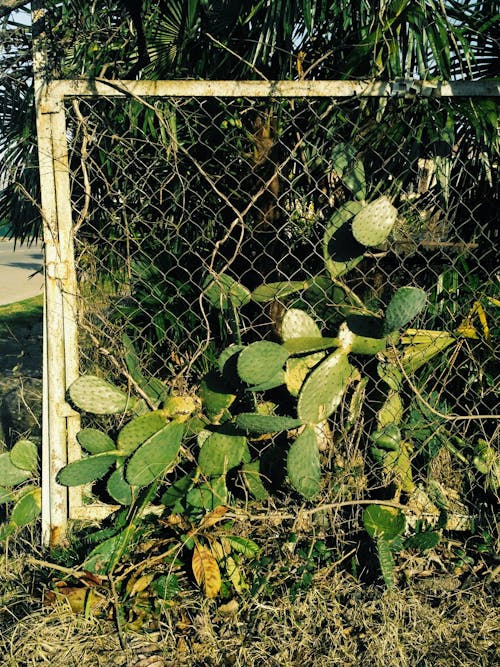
[65,92,498,527]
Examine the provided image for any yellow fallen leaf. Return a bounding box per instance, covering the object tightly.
[192,543,221,598]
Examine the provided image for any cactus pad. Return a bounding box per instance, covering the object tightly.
[77,429,116,454]
[198,431,247,476]
[297,350,352,424]
[237,341,289,386]
[10,488,42,528]
[281,308,322,340]
[351,196,397,246]
[9,439,38,473]
[287,425,321,499]
[57,453,119,486]
[126,421,184,487]
[384,287,427,334]
[69,375,138,414]
[0,452,31,486]
[236,413,303,434]
[117,410,169,456]
[107,467,133,505]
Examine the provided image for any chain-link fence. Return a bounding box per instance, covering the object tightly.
[39,80,499,547]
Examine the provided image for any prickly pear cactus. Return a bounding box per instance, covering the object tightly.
[351,196,397,246]
[237,341,289,386]
[117,410,169,456]
[297,350,352,424]
[69,375,140,414]
[126,420,184,487]
[57,452,120,486]
[287,425,321,499]
[197,430,247,476]
[384,287,427,334]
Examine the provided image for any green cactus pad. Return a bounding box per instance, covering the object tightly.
[237,341,290,386]
[236,413,303,434]
[77,429,116,454]
[10,488,42,528]
[0,487,13,504]
[242,460,269,500]
[338,321,386,355]
[251,281,311,303]
[287,425,321,499]
[384,287,427,334]
[117,410,169,456]
[126,421,184,487]
[57,453,119,486]
[282,337,338,355]
[107,467,133,505]
[199,371,236,424]
[186,475,228,510]
[297,350,352,424]
[246,369,286,392]
[285,352,325,397]
[198,430,247,476]
[351,196,397,246]
[160,472,195,507]
[69,375,138,414]
[377,362,403,390]
[0,452,31,486]
[281,308,322,340]
[204,272,252,309]
[9,440,38,473]
[363,505,406,541]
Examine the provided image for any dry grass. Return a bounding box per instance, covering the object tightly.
[1,540,498,667]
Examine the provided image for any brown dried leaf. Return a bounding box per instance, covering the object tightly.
[192,543,221,598]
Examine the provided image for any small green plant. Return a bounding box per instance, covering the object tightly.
[0,439,41,540]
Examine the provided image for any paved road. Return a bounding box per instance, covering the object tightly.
[0,240,44,306]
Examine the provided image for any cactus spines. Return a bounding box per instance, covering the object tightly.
[237,341,289,386]
[297,350,352,424]
[351,196,398,246]
[287,425,321,499]
[69,375,140,414]
[384,287,427,334]
[126,420,184,487]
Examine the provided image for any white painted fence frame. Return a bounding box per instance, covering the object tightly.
[33,77,500,546]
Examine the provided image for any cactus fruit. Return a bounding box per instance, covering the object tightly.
[351,196,397,246]
[237,341,289,386]
[287,425,321,499]
[57,452,120,486]
[236,413,303,434]
[126,420,184,487]
[0,452,31,486]
[117,410,169,456]
[9,439,38,473]
[384,287,427,334]
[297,350,352,424]
[198,431,247,476]
[77,428,116,454]
[69,375,140,414]
[107,467,133,505]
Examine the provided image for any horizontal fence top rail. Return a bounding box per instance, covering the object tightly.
[44,78,500,102]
